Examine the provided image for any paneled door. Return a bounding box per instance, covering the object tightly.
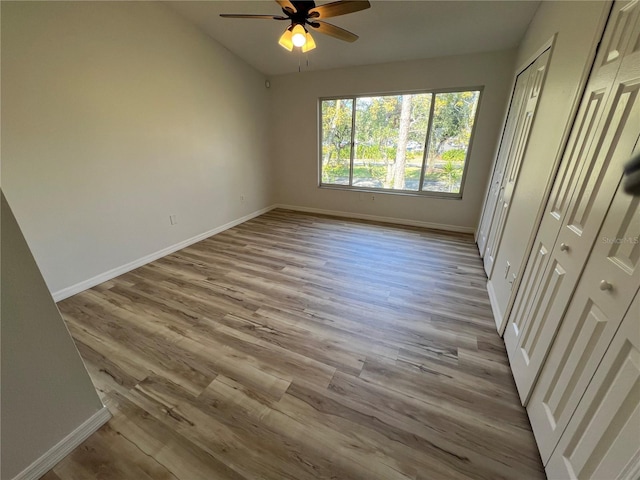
[504,0,640,404]
[477,68,532,257]
[483,49,550,278]
[545,293,640,480]
[527,172,640,463]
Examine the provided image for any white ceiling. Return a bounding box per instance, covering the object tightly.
[167,1,540,76]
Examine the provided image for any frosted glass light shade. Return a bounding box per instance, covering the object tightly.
[278,27,294,51]
[302,32,316,52]
[291,24,307,47]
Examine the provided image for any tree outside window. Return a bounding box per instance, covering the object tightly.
[320,89,480,196]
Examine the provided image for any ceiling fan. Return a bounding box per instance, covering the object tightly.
[220,0,371,52]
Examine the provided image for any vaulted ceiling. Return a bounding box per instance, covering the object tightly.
[167,1,540,76]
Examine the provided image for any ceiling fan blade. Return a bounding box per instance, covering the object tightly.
[309,20,358,42]
[275,0,297,14]
[219,14,288,20]
[308,1,370,19]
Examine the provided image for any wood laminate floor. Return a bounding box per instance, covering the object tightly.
[46,209,545,480]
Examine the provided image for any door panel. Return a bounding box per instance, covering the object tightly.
[510,241,549,337]
[527,175,640,463]
[548,89,607,222]
[483,50,550,277]
[477,70,531,257]
[566,85,639,234]
[545,295,640,479]
[504,2,640,404]
[518,260,566,359]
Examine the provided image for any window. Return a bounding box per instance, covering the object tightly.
[320,89,481,196]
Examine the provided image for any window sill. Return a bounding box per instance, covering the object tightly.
[318,184,463,200]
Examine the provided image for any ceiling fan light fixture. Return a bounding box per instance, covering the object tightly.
[221,0,371,54]
[291,24,307,47]
[278,26,294,51]
[302,32,316,52]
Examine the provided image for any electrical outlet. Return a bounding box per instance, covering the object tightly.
[240,194,246,203]
[169,214,177,225]
[371,194,375,202]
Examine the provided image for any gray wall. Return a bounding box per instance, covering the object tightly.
[269,49,517,231]
[1,1,273,296]
[1,193,104,479]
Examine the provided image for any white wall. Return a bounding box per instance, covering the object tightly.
[1,193,105,480]
[269,50,516,232]
[1,1,272,296]
[488,1,610,318]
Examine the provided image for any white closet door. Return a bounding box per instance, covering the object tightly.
[506,0,625,339]
[477,69,532,257]
[527,173,640,463]
[505,1,640,404]
[483,49,550,278]
[545,294,640,480]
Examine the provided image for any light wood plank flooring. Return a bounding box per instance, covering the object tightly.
[47,209,545,480]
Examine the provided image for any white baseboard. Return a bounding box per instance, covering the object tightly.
[274,204,476,234]
[486,279,505,336]
[53,203,474,302]
[12,407,111,480]
[52,205,276,301]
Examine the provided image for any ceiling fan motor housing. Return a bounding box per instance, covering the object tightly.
[220,0,370,44]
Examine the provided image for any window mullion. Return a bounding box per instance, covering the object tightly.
[349,98,356,187]
[418,93,436,192]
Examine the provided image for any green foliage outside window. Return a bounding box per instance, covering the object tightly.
[321,89,479,195]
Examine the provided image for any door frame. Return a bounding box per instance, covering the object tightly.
[476,37,556,255]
